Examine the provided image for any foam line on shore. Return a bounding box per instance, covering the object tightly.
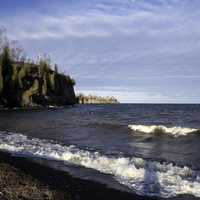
[0,131,200,198]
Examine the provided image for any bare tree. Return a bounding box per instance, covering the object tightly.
[0,27,9,54]
[0,27,26,62]
[54,64,58,73]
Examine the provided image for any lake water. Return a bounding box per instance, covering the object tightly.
[0,104,200,199]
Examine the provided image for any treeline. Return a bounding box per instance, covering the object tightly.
[77,94,119,104]
[0,29,76,108]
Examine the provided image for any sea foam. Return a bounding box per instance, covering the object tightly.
[128,124,199,137]
[0,131,200,198]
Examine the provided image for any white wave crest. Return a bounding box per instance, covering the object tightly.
[0,131,200,198]
[128,125,199,137]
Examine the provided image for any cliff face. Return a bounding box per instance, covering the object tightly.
[78,95,119,104]
[0,62,76,108]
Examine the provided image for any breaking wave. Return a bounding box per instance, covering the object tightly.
[128,124,199,137]
[0,131,200,198]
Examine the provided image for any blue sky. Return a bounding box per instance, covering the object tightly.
[1,0,200,103]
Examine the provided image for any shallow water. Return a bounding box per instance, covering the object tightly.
[0,104,200,198]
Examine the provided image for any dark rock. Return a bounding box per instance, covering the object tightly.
[0,61,76,108]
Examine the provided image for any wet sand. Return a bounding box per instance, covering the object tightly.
[0,151,197,200]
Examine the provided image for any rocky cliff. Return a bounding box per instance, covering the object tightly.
[78,94,119,104]
[0,48,76,108]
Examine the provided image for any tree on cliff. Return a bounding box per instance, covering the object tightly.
[0,28,77,107]
[1,46,12,76]
[0,28,8,53]
[54,64,58,73]
[0,45,18,106]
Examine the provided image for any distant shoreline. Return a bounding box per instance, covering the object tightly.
[77,94,119,104]
[0,103,119,111]
[1,103,200,112]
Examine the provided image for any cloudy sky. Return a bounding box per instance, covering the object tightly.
[1,0,200,103]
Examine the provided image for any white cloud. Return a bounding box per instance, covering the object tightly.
[1,0,200,103]
[4,1,200,41]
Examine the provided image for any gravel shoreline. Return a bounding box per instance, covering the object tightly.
[0,151,150,200]
[0,151,198,200]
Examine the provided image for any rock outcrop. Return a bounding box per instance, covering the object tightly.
[0,61,76,108]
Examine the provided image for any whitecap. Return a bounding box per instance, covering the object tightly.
[128,124,199,137]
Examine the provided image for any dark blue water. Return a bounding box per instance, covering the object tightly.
[0,104,200,198]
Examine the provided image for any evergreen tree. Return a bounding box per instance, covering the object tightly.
[54,64,58,73]
[0,64,3,94]
[1,46,12,77]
